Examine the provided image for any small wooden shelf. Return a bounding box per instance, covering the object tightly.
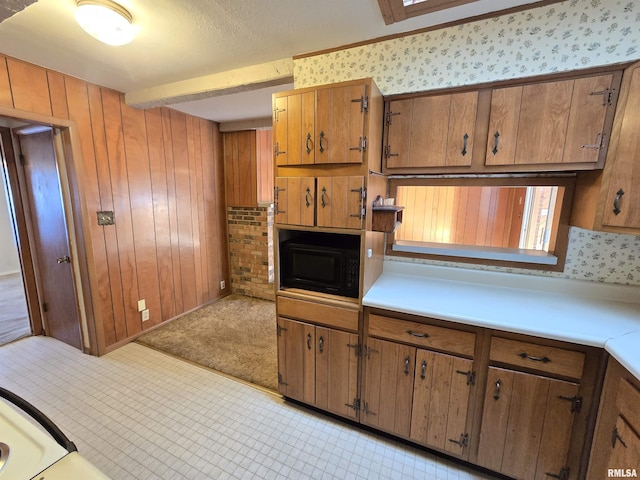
[372,206,404,233]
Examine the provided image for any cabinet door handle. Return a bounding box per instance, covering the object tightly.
[318,336,324,354]
[461,133,469,156]
[613,188,625,215]
[492,131,500,155]
[404,356,410,376]
[307,333,312,350]
[305,133,313,154]
[321,187,328,208]
[493,379,501,400]
[305,187,312,207]
[518,352,551,363]
[319,131,326,153]
[420,360,427,380]
[406,330,429,338]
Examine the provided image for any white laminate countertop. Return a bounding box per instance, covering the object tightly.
[362,261,640,380]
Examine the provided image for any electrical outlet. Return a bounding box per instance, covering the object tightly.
[142,309,150,321]
[137,299,146,312]
[220,280,226,290]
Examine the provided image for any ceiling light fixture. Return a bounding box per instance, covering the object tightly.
[74,0,135,46]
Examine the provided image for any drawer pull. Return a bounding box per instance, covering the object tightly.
[420,360,427,380]
[307,333,312,350]
[404,356,410,375]
[318,336,324,354]
[406,330,430,339]
[493,379,501,400]
[518,352,551,363]
[613,188,625,215]
[448,433,469,448]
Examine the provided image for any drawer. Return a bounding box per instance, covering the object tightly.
[490,337,585,379]
[616,377,640,434]
[277,296,359,332]
[368,314,475,357]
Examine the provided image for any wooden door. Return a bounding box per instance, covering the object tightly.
[18,130,82,349]
[602,65,640,228]
[410,350,473,458]
[274,177,315,226]
[361,337,415,438]
[607,416,640,470]
[485,86,522,166]
[316,176,364,229]
[277,317,315,404]
[316,84,366,164]
[385,99,413,169]
[477,367,579,480]
[315,327,359,419]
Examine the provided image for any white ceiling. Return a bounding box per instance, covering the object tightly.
[0,0,547,124]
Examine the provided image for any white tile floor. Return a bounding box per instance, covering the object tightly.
[0,337,499,480]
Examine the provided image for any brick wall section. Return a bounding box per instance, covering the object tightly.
[227,205,275,301]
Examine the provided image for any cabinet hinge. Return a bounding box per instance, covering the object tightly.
[363,345,379,359]
[545,467,570,480]
[345,398,360,411]
[277,373,288,386]
[352,96,369,113]
[558,395,582,414]
[347,343,362,357]
[456,370,476,386]
[385,111,401,126]
[384,144,399,159]
[590,88,615,106]
[276,324,287,336]
[448,433,469,448]
[273,106,286,122]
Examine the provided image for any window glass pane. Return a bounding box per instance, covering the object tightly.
[395,185,560,252]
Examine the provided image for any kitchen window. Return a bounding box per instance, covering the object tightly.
[387,177,575,271]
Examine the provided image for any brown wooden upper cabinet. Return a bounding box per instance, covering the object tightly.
[275,175,365,230]
[384,91,478,169]
[486,74,617,168]
[273,84,367,166]
[382,69,622,174]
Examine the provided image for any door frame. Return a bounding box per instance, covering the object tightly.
[0,105,100,354]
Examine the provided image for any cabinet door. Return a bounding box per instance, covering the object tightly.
[315,327,359,420]
[486,76,614,167]
[316,84,366,164]
[385,93,477,169]
[362,338,415,438]
[477,367,578,480]
[273,92,315,166]
[277,317,315,404]
[274,176,315,226]
[410,350,473,458]
[602,65,640,228]
[316,176,364,229]
[607,416,640,471]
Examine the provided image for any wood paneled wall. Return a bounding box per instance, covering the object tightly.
[0,54,229,354]
[396,186,526,249]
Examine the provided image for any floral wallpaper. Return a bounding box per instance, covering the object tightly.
[294,0,640,94]
[294,0,640,286]
[387,227,640,286]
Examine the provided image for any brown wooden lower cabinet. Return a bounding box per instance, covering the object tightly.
[277,306,610,480]
[277,316,359,420]
[587,359,640,479]
[477,367,579,480]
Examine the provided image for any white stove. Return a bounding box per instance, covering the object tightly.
[0,390,109,479]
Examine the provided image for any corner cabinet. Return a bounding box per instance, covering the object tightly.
[587,358,640,479]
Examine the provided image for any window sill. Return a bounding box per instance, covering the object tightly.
[392,241,558,266]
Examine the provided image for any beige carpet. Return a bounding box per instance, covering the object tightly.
[136,294,278,391]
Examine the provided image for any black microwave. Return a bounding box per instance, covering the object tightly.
[280,234,360,298]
